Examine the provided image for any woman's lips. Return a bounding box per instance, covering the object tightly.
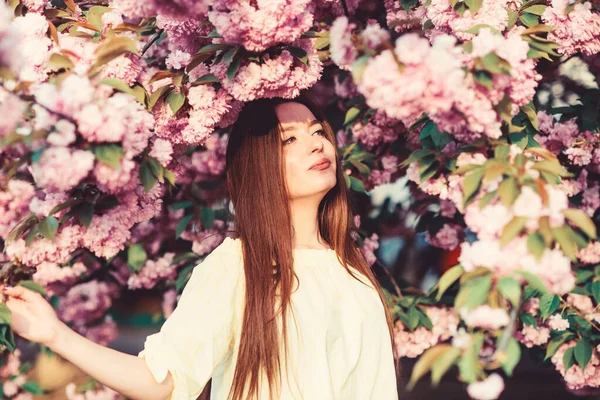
[310,160,331,171]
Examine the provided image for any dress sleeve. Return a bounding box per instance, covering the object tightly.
[138,237,243,400]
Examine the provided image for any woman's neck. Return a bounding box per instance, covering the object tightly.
[289,198,329,250]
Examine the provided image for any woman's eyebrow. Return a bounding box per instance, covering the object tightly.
[282,119,321,132]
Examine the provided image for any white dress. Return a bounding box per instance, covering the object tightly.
[138,237,399,400]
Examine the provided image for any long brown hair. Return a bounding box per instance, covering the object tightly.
[225,95,400,400]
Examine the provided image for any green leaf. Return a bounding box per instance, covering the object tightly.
[402,149,433,168]
[496,95,513,122]
[401,0,418,12]
[473,70,493,89]
[417,308,433,329]
[18,280,48,297]
[574,340,592,370]
[349,159,371,175]
[344,107,361,126]
[38,216,59,241]
[406,306,420,331]
[520,12,539,27]
[191,73,220,85]
[0,324,17,352]
[497,277,521,308]
[221,47,239,65]
[591,281,600,305]
[99,78,134,96]
[520,312,537,327]
[170,201,194,211]
[427,123,452,151]
[494,144,510,160]
[523,4,547,16]
[85,5,110,31]
[0,304,13,325]
[464,0,483,13]
[526,232,545,260]
[351,55,370,82]
[545,332,574,360]
[166,92,185,115]
[435,265,464,300]
[22,381,44,395]
[498,177,518,207]
[148,85,173,109]
[455,275,492,310]
[521,103,539,131]
[563,209,597,239]
[127,244,147,273]
[576,269,594,285]
[507,10,519,28]
[92,144,124,169]
[139,162,158,192]
[408,345,453,390]
[48,53,74,71]
[199,207,215,230]
[164,168,176,187]
[289,47,309,65]
[77,202,94,228]
[147,157,164,183]
[515,270,548,293]
[552,226,578,261]
[419,161,440,182]
[197,43,231,55]
[458,335,483,383]
[539,293,560,320]
[176,264,195,292]
[499,216,527,246]
[226,57,242,82]
[25,225,39,246]
[482,53,507,75]
[531,160,572,177]
[431,346,460,386]
[175,214,194,239]
[462,167,485,207]
[502,337,521,376]
[479,190,497,208]
[349,176,366,193]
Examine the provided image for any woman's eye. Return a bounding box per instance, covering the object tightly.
[282,136,296,145]
[312,129,325,136]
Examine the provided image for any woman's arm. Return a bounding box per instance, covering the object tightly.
[2,285,173,400]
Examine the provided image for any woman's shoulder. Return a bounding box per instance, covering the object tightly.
[202,237,243,274]
[183,237,245,296]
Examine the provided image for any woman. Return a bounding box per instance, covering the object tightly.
[1,96,400,400]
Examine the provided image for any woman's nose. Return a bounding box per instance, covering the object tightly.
[309,137,324,153]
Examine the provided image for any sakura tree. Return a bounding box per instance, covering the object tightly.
[0,0,599,399]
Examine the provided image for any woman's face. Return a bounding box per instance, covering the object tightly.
[275,102,337,201]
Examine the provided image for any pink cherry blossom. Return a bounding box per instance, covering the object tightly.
[394,306,458,358]
[542,1,600,56]
[57,281,114,324]
[467,373,505,400]
[330,17,357,70]
[210,39,322,101]
[552,341,600,390]
[208,0,314,52]
[30,147,95,192]
[128,252,177,290]
[0,179,35,240]
[547,314,570,331]
[518,324,550,348]
[579,241,600,264]
[426,223,463,251]
[460,305,510,330]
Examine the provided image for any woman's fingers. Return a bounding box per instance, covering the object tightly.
[3,285,39,301]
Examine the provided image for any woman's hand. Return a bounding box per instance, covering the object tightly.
[1,285,61,347]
